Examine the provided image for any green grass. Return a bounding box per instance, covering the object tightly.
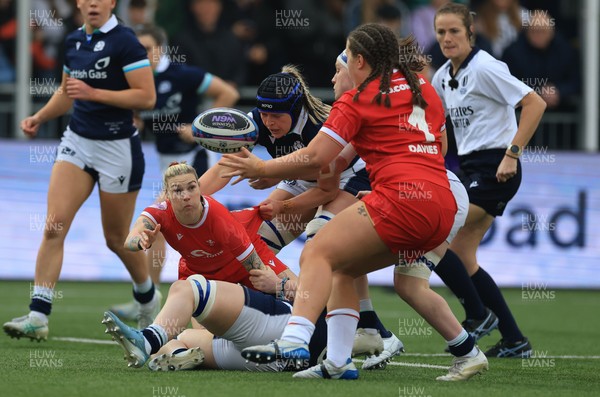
[1,281,598,397]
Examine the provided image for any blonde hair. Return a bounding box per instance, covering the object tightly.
[162,161,199,195]
[281,65,331,124]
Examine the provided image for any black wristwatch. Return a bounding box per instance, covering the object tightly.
[506,144,522,158]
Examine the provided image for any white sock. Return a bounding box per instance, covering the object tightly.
[446,328,469,346]
[29,310,48,323]
[32,285,54,304]
[133,277,153,294]
[359,299,374,312]
[326,308,360,367]
[463,346,479,358]
[281,316,315,344]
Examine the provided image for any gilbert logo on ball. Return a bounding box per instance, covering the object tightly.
[192,107,259,153]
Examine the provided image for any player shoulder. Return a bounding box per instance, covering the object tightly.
[470,50,509,75]
[148,201,169,211]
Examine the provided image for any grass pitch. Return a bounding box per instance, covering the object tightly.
[1,281,598,397]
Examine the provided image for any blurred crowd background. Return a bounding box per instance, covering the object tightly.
[0,0,588,149]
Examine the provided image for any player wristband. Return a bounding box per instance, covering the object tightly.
[278,277,289,300]
[504,153,519,160]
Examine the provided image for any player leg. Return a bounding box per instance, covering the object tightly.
[451,204,531,357]
[393,247,488,381]
[4,133,96,341]
[149,328,215,371]
[313,183,403,368]
[242,200,397,379]
[97,135,160,329]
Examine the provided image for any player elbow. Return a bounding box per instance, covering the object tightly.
[139,91,156,110]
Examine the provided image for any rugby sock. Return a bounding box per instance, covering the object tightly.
[133,277,155,304]
[171,348,187,355]
[471,267,524,342]
[357,299,392,338]
[142,324,168,355]
[434,250,487,320]
[446,329,477,358]
[281,316,315,345]
[29,285,54,316]
[326,308,360,367]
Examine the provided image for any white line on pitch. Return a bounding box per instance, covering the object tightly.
[353,358,448,370]
[51,337,116,345]
[50,338,600,360]
[400,353,600,359]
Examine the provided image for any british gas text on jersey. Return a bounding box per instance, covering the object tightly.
[69,69,108,79]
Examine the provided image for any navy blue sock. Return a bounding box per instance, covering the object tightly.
[133,283,155,304]
[141,325,165,355]
[171,348,187,355]
[471,267,524,342]
[434,249,486,320]
[357,311,392,338]
[29,298,52,315]
[448,333,475,357]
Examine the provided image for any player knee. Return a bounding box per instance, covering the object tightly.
[258,219,296,254]
[186,274,218,322]
[305,209,335,241]
[394,251,442,284]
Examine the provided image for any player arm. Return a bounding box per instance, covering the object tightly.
[203,75,240,108]
[238,247,267,272]
[508,91,546,155]
[84,66,156,110]
[220,131,343,181]
[124,215,158,251]
[32,72,73,123]
[198,161,240,195]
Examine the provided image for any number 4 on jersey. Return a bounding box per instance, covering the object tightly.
[404,105,435,143]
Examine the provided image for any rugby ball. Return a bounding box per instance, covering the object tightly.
[191,107,258,153]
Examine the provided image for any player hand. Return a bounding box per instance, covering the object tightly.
[248,177,279,190]
[21,115,42,138]
[139,224,161,250]
[249,266,279,294]
[258,198,283,220]
[219,147,266,185]
[177,124,196,144]
[496,155,518,183]
[356,190,372,199]
[66,78,96,101]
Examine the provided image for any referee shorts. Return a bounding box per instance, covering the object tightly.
[458,149,522,217]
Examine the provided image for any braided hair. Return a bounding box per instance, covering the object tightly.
[347,23,427,109]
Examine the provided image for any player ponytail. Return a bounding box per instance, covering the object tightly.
[397,36,428,109]
[280,65,331,124]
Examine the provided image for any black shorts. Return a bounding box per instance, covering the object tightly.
[458,149,521,217]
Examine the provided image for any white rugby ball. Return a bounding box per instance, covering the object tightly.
[191,107,258,153]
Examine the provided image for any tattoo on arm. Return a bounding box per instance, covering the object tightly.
[241,250,266,272]
[142,218,155,231]
[127,236,142,251]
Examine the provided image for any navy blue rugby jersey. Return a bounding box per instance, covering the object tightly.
[251,108,320,159]
[63,15,151,140]
[138,57,212,154]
